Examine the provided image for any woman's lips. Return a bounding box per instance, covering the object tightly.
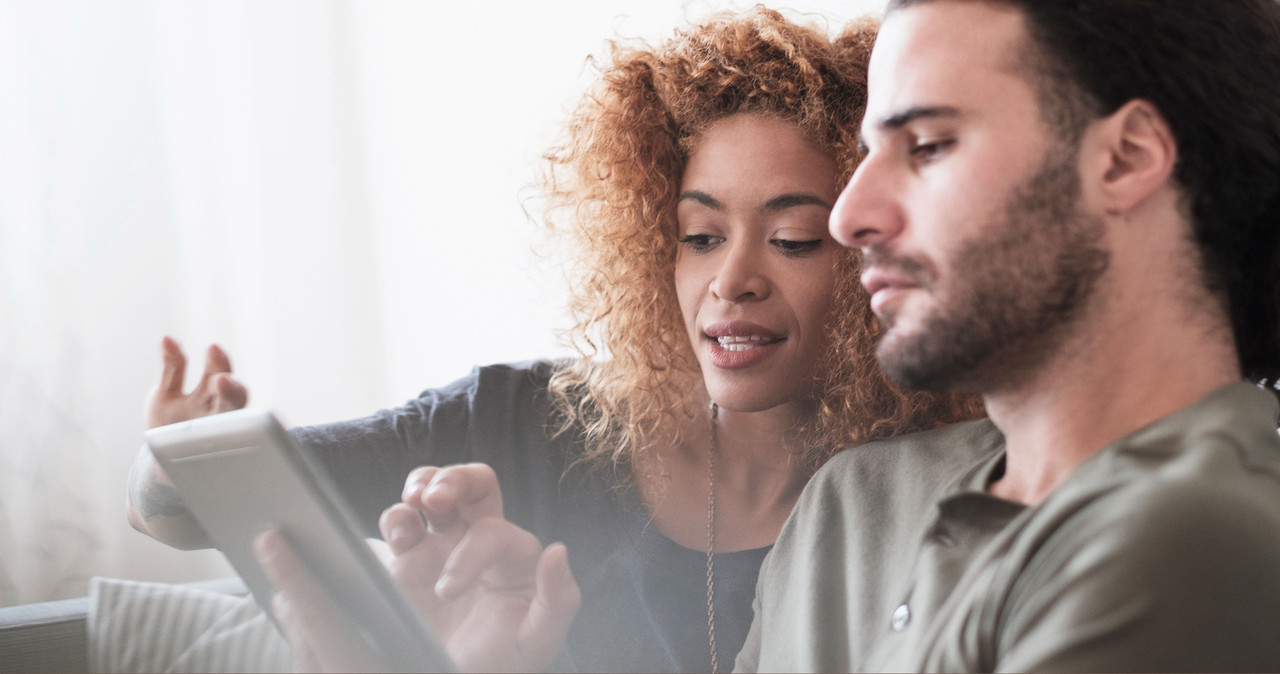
[703,321,785,369]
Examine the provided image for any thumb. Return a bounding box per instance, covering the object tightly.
[519,543,581,669]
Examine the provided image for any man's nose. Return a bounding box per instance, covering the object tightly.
[830,153,904,251]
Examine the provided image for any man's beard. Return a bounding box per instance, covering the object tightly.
[872,144,1111,392]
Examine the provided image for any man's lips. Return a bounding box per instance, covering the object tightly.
[862,268,919,317]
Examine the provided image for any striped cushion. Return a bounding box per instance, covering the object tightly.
[87,577,291,673]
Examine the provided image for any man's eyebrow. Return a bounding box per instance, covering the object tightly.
[763,193,832,212]
[678,190,722,210]
[880,105,961,130]
[858,105,963,152]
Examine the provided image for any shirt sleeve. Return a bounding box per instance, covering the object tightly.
[995,477,1280,672]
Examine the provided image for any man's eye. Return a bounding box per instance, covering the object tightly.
[678,234,723,252]
[772,239,824,256]
[910,139,954,162]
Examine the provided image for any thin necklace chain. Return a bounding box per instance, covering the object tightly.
[706,401,720,674]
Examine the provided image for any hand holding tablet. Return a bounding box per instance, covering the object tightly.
[144,409,455,672]
[146,409,580,673]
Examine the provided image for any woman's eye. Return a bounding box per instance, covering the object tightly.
[678,234,723,253]
[772,239,824,256]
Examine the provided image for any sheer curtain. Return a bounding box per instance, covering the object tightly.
[0,0,878,606]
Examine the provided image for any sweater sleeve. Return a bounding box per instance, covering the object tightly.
[290,360,563,538]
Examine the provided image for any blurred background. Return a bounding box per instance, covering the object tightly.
[0,0,881,606]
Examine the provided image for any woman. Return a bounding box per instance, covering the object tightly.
[130,7,982,672]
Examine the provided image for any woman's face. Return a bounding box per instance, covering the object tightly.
[675,114,841,413]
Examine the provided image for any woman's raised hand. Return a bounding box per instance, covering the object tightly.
[146,335,248,428]
[145,337,247,427]
[127,336,249,549]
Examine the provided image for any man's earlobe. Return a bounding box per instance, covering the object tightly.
[1100,99,1178,213]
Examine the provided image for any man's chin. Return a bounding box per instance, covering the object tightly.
[875,334,976,393]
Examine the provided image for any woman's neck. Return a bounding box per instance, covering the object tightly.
[635,399,813,553]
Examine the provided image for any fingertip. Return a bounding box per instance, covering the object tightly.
[253,529,282,561]
[401,481,426,507]
[214,374,249,409]
[421,469,470,514]
[543,543,580,606]
[378,505,426,554]
[158,337,186,388]
[552,543,573,578]
[401,467,439,504]
[528,541,581,661]
[207,343,232,371]
[436,463,504,519]
[422,479,457,510]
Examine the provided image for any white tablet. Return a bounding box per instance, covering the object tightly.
[144,408,456,673]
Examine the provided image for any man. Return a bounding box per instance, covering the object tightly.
[737,0,1280,671]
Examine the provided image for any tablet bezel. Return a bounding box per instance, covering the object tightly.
[145,408,455,673]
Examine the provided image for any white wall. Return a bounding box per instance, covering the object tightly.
[0,0,883,601]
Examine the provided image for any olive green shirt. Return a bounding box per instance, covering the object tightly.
[737,382,1280,672]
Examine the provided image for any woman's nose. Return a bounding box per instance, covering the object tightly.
[709,241,769,302]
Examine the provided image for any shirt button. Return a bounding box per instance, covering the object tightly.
[891,603,911,632]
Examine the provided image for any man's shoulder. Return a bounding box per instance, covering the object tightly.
[817,418,1003,488]
[1086,381,1280,526]
[1026,385,1280,583]
[795,418,1003,523]
[1073,440,1280,546]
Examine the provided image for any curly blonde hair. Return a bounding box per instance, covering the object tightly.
[540,7,983,482]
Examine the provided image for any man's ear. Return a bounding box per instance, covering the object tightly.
[1095,99,1178,214]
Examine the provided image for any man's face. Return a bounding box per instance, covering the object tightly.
[829,0,1109,392]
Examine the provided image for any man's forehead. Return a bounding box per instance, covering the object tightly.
[864,1,1033,132]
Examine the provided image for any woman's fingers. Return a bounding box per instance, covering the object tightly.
[401,466,441,509]
[212,372,248,412]
[254,530,377,673]
[379,502,429,555]
[522,543,582,667]
[197,343,233,388]
[435,517,543,599]
[147,337,249,426]
[422,464,504,521]
[156,336,188,399]
[379,502,458,616]
[402,463,504,530]
[270,590,322,672]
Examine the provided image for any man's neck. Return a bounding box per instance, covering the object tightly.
[982,218,1241,504]
[984,333,1238,504]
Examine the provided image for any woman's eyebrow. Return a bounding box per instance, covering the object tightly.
[677,190,723,210]
[678,190,830,212]
[763,193,831,212]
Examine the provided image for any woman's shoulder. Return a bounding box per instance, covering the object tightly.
[423,358,568,399]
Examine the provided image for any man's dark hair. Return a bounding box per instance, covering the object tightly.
[887,0,1280,382]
